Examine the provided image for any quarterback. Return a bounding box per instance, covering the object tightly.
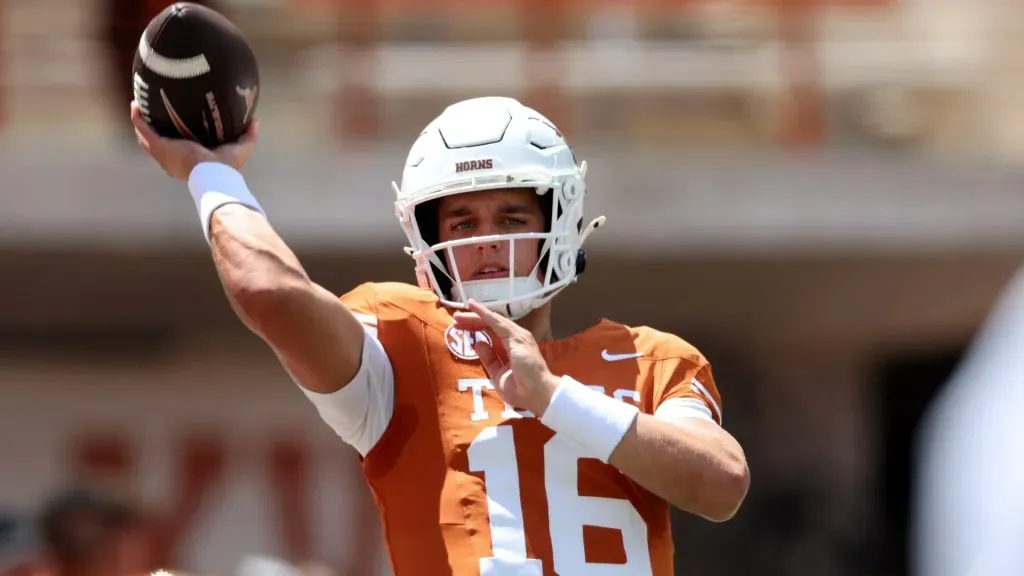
[130,96,749,575]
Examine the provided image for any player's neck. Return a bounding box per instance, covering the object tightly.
[516,303,554,341]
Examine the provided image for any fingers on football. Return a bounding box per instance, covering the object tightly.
[134,129,151,154]
[218,120,258,168]
[130,102,156,140]
[230,141,255,168]
[242,119,260,143]
[225,120,259,151]
[130,103,155,153]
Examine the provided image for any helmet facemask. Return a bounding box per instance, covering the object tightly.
[397,169,603,320]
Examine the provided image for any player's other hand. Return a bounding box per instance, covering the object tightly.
[130,101,258,181]
[453,300,561,417]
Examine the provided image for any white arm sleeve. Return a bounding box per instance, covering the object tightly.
[653,397,717,425]
[915,268,1024,576]
[653,375,723,426]
[298,328,395,456]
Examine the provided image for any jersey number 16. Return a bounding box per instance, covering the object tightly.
[461,378,654,576]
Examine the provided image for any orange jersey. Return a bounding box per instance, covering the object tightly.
[341,282,723,576]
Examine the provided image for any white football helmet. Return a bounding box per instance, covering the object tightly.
[393,97,605,320]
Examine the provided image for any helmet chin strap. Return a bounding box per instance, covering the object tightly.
[461,277,543,320]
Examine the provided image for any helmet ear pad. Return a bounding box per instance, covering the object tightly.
[535,187,587,282]
[413,199,453,299]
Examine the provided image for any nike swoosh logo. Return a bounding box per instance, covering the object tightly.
[601,350,643,362]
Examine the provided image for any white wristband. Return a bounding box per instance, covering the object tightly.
[188,162,265,243]
[540,375,640,463]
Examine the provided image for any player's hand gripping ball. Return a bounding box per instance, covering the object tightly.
[132,2,259,148]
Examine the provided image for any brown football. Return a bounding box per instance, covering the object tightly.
[132,2,259,147]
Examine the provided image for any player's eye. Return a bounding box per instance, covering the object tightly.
[450,220,473,232]
[502,217,527,227]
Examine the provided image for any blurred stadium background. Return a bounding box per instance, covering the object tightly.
[2,0,1023,574]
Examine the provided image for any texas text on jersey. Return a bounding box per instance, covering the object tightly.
[302,282,723,576]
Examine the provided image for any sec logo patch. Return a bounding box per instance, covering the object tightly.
[444,323,493,360]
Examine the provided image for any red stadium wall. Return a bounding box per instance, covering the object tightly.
[0,354,390,576]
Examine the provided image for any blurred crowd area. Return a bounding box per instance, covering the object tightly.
[2,0,1024,575]
[3,0,1023,154]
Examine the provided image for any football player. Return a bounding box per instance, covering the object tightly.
[130,96,750,576]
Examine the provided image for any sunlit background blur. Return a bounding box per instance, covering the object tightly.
[2,0,1023,574]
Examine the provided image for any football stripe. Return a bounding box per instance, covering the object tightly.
[132,73,151,120]
[160,88,198,140]
[138,34,211,79]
